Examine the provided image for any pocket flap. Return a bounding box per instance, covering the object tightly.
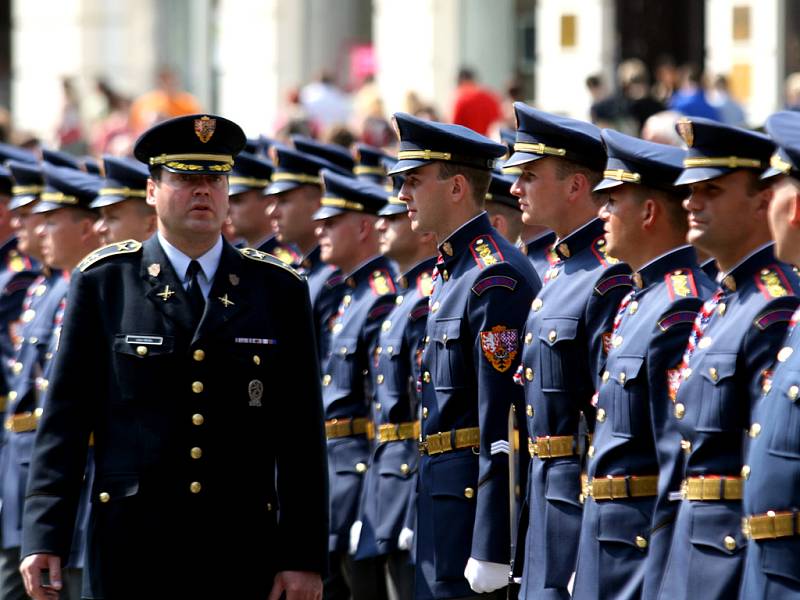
[596,501,651,550]
[332,438,370,474]
[544,461,582,505]
[611,355,645,388]
[699,353,738,385]
[431,318,463,346]
[689,503,745,555]
[114,334,174,357]
[760,540,800,584]
[91,475,139,504]
[331,336,359,357]
[538,317,580,347]
[430,453,478,499]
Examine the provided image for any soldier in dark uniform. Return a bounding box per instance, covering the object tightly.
[656,118,800,600]
[294,135,356,175]
[389,112,539,599]
[352,176,437,600]
[91,156,156,245]
[570,130,715,600]
[353,144,394,186]
[266,146,348,361]
[484,171,526,246]
[227,150,301,265]
[740,111,800,598]
[507,104,633,600]
[312,168,395,600]
[19,114,328,600]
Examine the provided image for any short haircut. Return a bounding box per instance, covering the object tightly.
[552,158,604,203]
[69,206,99,222]
[149,165,163,181]
[437,162,492,207]
[486,202,523,241]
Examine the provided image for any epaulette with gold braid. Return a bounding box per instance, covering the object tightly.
[665,268,698,301]
[240,247,302,280]
[78,240,142,272]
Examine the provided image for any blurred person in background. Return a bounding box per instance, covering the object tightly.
[55,77,87,155]
[129,67,201,135]
[641,110,684,146]
[451,67,501,135]
[618,58,665,133]
[709,74,746,127]
[668,64,720,121]
[300,71,351,132]
[785,72,800,111]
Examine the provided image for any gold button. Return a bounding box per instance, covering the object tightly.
[532,298,543,312]
[12,362,22,375]
[525,367,534,381]
[683,368,692,380]
[681,439,692,454]
[387,346,394,354]
[375,403,381,410]
[253,355,261,365]
[441,333,448,342]
[674,403,686,419]
[442,270,449,281]
[192,381,204,393]
[266,503,273,511]
[526,404,533,417]
[192,413,204,426]
[635,535,648,549]
[382,320,392,332]
[190,482,202,494]
[597,408,606,422]
[423,371,431,383]
[400,463,410,475]
[749,423,761,438]
[602,371,610,383]
[789,385,800,400]
[322,374,331,386]
[99,492,110,503]
[628,301,638,315]
[618,372,627,384]
[193,349,205,361]
[525,332,533,344]
[343,294,352,307]
[723,535,736,551]
[548,330,557,342]
[355,462,367,474]
[718,303,726,316]
[741,465,750,479]
[191,447,202,459]
[709,367,718,382]
[778,346,794,363]
[396,296,404,305]
[698,337,713,349]
[376,347,383,355]
[422,407,429,418]
[340,346,348,355]
[8,391,15,401]
[464,487,474,499]
[431,301,440,312]
[377,374,385,384]
[587,445,595,457]
[613,335,623,347]
[136,345,148,356]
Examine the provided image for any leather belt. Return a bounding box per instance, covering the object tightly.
[584,474,659,500]
[419,427,480,456]
[681,476,743,500]
[325,417,374,440]
[5,408,42,433]
[377,421,420,443]
[0,395,7,412]
[528,435,578,459]
[743,510,800,540]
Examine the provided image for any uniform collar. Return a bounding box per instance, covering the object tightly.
[157,231,223,285]
[631,245,696,289]
[344,254,390,289]
[719,242,775,292]
[396,256,436,290]
[553,217,605,260]
[525,229,556,249]
[438,211,491,267]
[300,245,322,270]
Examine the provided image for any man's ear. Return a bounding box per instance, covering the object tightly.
[450,174,467,204]
[146,178,157,207]
[641,197,659,230]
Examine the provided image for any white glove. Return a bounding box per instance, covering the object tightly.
[464,557,509,593]
[398,527,414,551]
[349,521,362,555]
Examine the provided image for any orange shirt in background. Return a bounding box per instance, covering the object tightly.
[129,90,202,135]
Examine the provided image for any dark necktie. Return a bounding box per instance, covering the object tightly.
[186,259,206,325]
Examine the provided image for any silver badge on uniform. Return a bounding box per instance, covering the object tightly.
[248,379,264,407]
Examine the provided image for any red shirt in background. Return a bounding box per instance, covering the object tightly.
[452,82,501,135]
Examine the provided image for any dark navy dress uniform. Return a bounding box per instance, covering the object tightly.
[313,169,396,556]
[293,135,356,175]
[571,130,715,600]
[741,111,800,598]
[88,155,149,211]
[389,112,540,599]
[504,104,634,600]
[519,230,557,282]
[657,118,799,600]
[21,115,328,599]
[353,143,395,185]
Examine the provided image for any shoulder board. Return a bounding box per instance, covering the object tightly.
[469,234,504,270]
[594,273,632,296]
[665,268,699,301]
[270,245,300,266]
[78,240,142,272]
[471,274,518,296]
[754,308,796,330]
[409,305,430,322]
[369,268,396,296]
[368,302,394,320]
[240,247,302,280]
[658,310,698,331]
[325,273,344,288]
[590,236,619,267]
[755,267,792,299]
[417,271,435,297]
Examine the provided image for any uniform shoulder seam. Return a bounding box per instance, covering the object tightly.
[240,247,303,280]
[78,240,142,272]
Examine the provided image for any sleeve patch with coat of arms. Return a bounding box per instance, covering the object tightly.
[480,325,518,372]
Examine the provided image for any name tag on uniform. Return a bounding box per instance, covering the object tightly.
[125,335,164,346]
[234,337,278,345]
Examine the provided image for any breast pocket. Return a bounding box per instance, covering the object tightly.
[768,371,800,459]
[431,319,468,392]
[225,344,279,410]
[696,353,739,433]
[538,317,581,392]
[329,336,360,396]
[608,355,646,438]
[112,335,175,403]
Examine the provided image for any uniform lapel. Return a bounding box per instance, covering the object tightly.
[192,240,246,344]
[140,236,195,333]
